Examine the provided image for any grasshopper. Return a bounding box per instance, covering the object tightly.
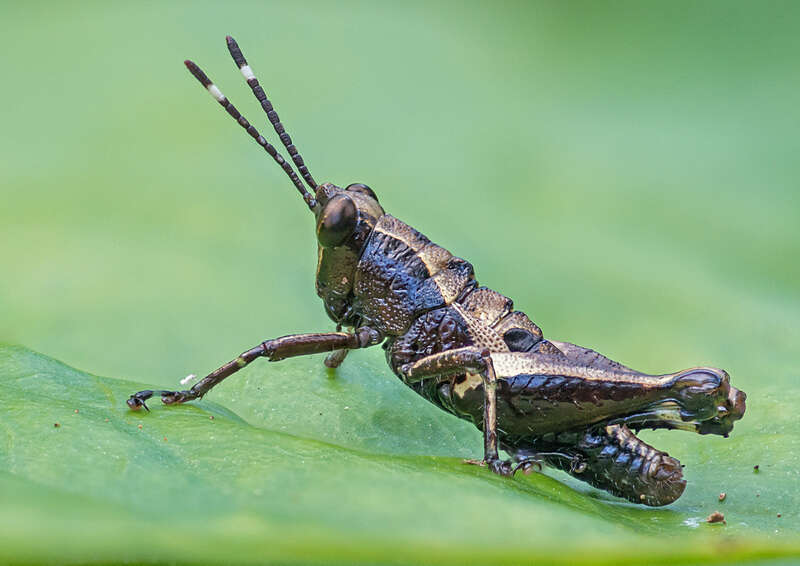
[128,37,746,506]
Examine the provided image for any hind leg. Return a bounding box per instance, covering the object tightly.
[506,424,686,507]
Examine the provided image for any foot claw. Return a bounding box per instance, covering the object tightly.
[569,457,587,474]
[127,390,154,412]
[466,458,535,477]
[514,459,543,475]
[127,387,197,411]
[488,458,515,477]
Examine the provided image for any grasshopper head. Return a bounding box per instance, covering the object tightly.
[314,183,385,324]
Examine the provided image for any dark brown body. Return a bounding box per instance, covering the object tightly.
[314,190,745,506]
[128,39,746,508]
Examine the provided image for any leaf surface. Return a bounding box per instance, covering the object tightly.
[1,345,797,565]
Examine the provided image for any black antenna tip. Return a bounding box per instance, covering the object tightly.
[184,60,212,87]
[226,36,246,68]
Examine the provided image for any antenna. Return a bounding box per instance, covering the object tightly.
[184,59,317,210]
[226,35,318,191]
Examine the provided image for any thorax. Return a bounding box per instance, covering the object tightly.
[351,215,476,335]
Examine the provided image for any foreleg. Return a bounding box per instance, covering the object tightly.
[127,327,382,410]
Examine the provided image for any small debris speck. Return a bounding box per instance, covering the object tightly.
[344,406,350,410]
[74,409,79,414]
[706,511,726,525]
[754,465,760,472]
[180,373,197,386]
[54,423,60,428]
[719,493,727,502]
[756,493,760,498]
[137,424,143,429]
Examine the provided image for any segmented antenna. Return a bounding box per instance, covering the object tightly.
[226,36,318,191]
[184,59,317,210]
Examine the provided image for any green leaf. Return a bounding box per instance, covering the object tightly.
[1,344,798,565]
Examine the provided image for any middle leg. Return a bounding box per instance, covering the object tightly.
[400,347,527,477]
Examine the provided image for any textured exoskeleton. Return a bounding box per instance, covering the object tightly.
[128,37,746,506]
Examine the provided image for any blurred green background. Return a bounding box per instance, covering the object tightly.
[1,1,799,564]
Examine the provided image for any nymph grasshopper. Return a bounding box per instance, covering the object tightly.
[128,37,746,506]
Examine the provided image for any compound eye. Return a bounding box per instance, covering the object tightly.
[345,183,378,203]
[316,194,357,248]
